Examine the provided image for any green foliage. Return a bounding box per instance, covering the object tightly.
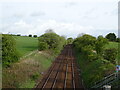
[73,34,96,51]
[33,35,37,38]
[67,37,73,44]
[116,38,120,42]
[2,34,20,67]
[38,42,48,51]
[81,45,97,61]
[31,72,39,81]
[75,51,115,88]
[29,34,32,37]
[38,32,66,54]
[17,34,21,36]
[105,33,117,41]
[103,48,117,64]
[3,51,53,88]
[73,34,96,61]
[95,35,108,55]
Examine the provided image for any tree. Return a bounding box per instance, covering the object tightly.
[77,33,85,37]
[33,35,37,38]
[116,38,120,42]
[2,34,19,67]
[73,34,97,61]
[67,37,73,44]
[29,34,32,37]
[103,48,117,64]
[45,29,55,33]
[105,33,116,41]
[17,34,21,36]
[95,35,108,55]
[38,42,48,51]
[38,32,66,53]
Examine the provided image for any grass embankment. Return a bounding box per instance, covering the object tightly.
[2,36,57,88]
[75,42,119,88]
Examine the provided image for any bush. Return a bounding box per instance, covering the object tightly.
[105,33,116,42]
[17,34,21,36]
[33,35,37,38]
[31,73,39,81]
[116,38,120,42]
[2,34,20,67]
[103,48,117,64]
[38,32,66,53]
[38,42,48,51]
[29,34,32,37]
[95,35,108,56]
[81,45,97,61]
[67,37,73,44]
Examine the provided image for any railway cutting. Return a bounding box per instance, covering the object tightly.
[35,44,85,89]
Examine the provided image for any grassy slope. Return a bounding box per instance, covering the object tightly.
[13,36,38,57]
[75,42,118,88]
[3,36,56,88]
[2,51,55,88]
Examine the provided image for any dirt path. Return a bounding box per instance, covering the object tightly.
[35,44,85,89]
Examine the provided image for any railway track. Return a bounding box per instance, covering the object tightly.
[35,44,84,89]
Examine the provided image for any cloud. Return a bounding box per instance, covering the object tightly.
[30,11,45,17]
[64,2,77,8]
[1,19,96,37]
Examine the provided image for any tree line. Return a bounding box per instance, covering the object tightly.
[2,32,119,67]
[73,33,118,64]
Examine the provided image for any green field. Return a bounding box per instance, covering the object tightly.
[13,36,38,57]
[105,42,118,49]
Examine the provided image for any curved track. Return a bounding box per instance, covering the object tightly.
[35,44,84,89]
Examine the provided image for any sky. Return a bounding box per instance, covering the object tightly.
[0,0,119,38]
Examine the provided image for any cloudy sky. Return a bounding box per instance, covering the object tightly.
[0,0,119,38]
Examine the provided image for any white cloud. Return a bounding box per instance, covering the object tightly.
[1,19,97,37]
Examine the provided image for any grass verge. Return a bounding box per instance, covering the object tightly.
[2,50,56,88]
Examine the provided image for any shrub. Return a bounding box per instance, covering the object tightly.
[2,34,20,67]
[38,42,48,51]
[81,45,97,61]
[31,73,39,81]
[38,32,66,53]
[29,34,32,37]
[33,35,37,38]
[103,48,117,64]
[116,38,120,42]
[17,34,21,36]
[105,33,116,42]
[67,37,73,44]
[95,35,108,56]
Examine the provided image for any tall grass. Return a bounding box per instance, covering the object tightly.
[2,50,55,88]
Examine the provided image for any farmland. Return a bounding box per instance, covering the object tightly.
[13,36,38,57]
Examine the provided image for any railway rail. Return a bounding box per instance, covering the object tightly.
[35,44,84,89]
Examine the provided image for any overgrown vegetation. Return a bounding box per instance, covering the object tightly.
[73,33,118,88]
[38,32,66,54]
[2,50,55,88]
[2,34,20,67]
